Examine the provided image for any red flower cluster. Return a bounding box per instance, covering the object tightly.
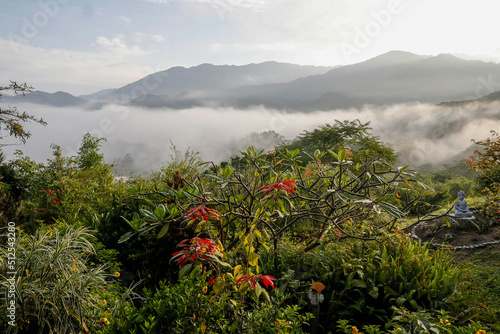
[258,179,297,195]
[40,189,56,195]
[172,237,220,269]
[40,189,62,205]
[236,274,277,290]
[185,206,221,222]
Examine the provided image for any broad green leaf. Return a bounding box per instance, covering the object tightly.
[338,149,347,161]
[157,223,170,238]
[179,263,193,278]
[239,282,251,294]
[351,279,367,288]
[261,289,271,303]
[254,282,262,299]
[122,216,140,230]
[380,202,405,219]
[368,287,379,299]
[327,150,339,162]
[140,209,157,221]
[154,205,166,219]
[229,321,238,332]
[168,206,179,217]
[118,231,136,244]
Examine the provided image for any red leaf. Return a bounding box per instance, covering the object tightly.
[260,275,277,289]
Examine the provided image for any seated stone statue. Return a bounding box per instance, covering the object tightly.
[454,190,473,217]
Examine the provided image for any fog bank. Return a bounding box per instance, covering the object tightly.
[2,101,500,175]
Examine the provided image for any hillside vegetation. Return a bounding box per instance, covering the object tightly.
[1,120,499,333]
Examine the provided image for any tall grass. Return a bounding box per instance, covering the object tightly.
[0,225,107,333]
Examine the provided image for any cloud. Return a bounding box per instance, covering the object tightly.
[119,16,133,25]
[4,101,500,176]
[133,32,166,43]
[96,35,128,49]
[0,38,162,95]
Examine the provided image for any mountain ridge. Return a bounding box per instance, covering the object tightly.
[4,51,500,110]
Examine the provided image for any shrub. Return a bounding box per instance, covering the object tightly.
[261,233,462,331]
[0,225,110,333]
[109,276,312,334]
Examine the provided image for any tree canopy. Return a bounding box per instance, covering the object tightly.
[279,119,397,165]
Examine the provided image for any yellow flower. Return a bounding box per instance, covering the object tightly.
[201,323,207,333]
[475,330,486,334]
[351,326,359,334]
[202,286,208,294]
[102,317,110,325]
[114,271,120,278]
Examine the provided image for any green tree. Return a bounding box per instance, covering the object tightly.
[0,81,46,147]
[279,120,397,165]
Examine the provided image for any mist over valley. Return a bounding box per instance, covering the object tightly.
[3,51,500,176]
[4,99,499,176]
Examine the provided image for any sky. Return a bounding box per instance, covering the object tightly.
[1,0,500,95]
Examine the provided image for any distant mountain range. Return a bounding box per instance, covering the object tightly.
[2,91,87,107]
[3,51,500,110]
[439,90,500,107]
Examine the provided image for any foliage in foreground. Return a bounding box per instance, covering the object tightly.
[260,232,463,331]
[0,224,114,333]
[1,122,500,333]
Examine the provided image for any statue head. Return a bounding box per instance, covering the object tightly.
[458,190,465,200]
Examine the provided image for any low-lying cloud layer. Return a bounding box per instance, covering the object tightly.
[3,101,500,175]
